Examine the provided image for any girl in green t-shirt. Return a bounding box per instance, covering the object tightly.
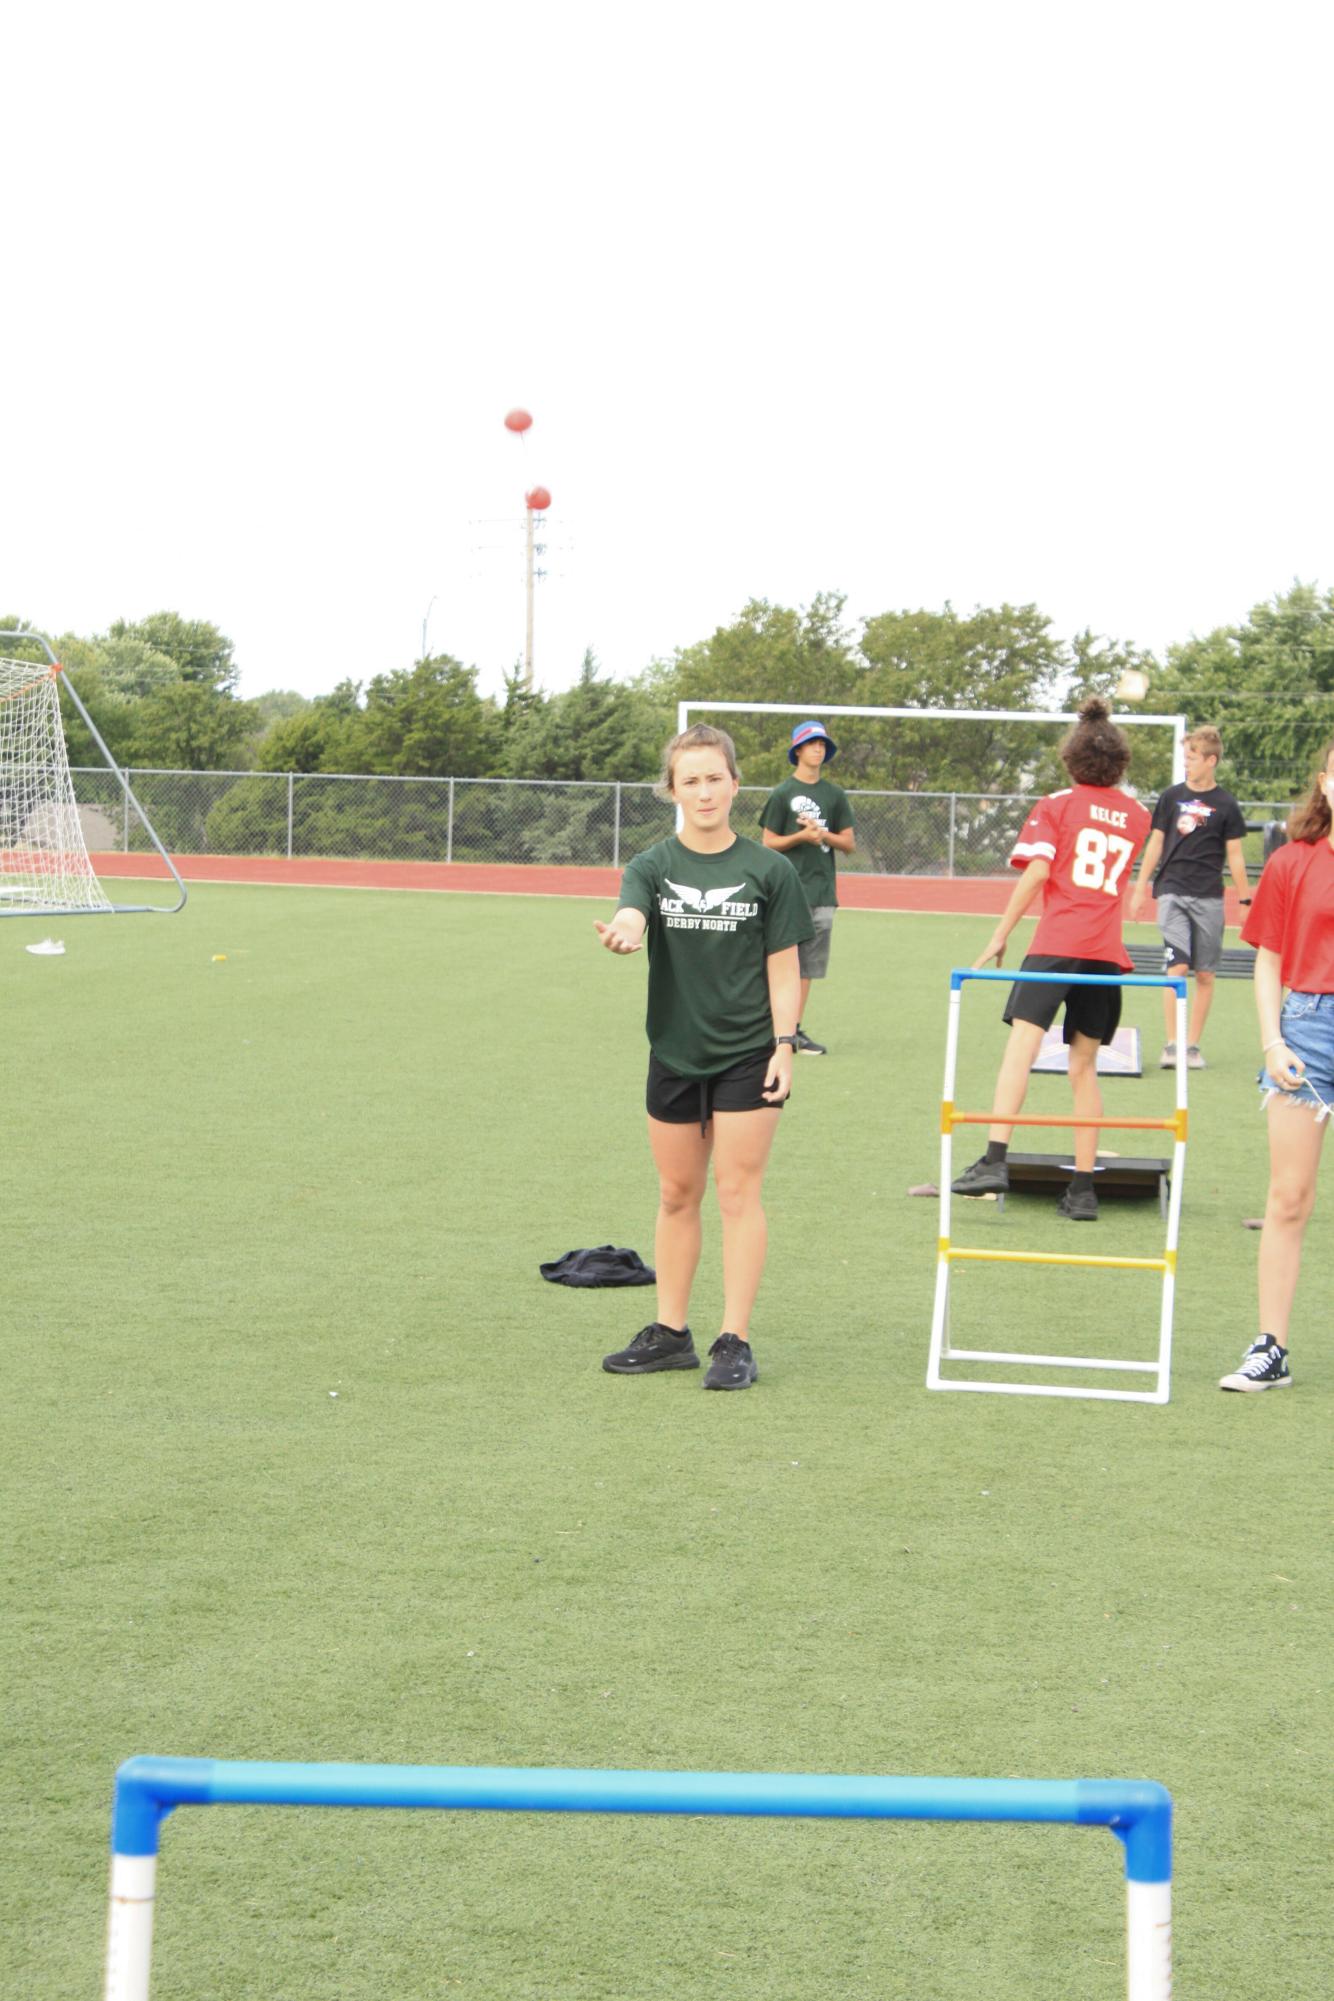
[594,725,811,1391]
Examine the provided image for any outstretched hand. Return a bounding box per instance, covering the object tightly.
[594,919,642,955]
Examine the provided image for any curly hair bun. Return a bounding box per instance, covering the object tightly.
[1078,695,1112,724]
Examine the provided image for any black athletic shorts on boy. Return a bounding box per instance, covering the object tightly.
[647,1045,781,1130]
[1003,954,1124,1045]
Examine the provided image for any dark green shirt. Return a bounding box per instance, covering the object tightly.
[758,776,855,908]
[618,834,813,1079]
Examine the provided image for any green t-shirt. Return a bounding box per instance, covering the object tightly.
[757,776,855,909]
[618,834,813,1079]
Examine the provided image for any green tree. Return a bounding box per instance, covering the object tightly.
[659,594,860,787]
[1147,582,1334,804]
[856,602,1066,792]
[1043,630,1168,797]
[108,612,239,694]
[252,690,311,728]
[356,655,500,776]
[255,682,364,773]
[130,681,259,770]
[500,651,668,781]
[43,634,142,767]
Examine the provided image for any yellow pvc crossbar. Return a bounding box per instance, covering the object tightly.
[944,1108,1187,1138]
[942,1245,1168,1273]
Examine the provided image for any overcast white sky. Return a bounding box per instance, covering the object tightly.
[4,1,1331,704]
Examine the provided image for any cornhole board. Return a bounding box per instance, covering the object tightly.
[1000,1151,1172,1216]
[1033,1026,1142,1076]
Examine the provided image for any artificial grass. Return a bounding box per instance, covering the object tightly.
[2,885,1329,1998]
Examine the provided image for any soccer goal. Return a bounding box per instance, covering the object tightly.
[0,631,186,917]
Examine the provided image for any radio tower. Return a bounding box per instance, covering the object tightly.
[503,408,551,689]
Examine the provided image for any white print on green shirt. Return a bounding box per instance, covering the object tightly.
[659,879,759,923]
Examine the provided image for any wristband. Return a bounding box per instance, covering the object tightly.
[1263,1038,1287,1055]
[774,1034,799,1050]
[1239,897,1252,905]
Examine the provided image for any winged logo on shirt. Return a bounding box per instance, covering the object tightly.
[664,879,747,913]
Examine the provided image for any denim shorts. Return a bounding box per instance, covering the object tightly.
[1259,990,1334,1118]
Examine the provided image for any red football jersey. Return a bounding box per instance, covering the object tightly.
[1010,784,1152,966]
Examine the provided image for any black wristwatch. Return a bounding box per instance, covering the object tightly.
[775,1034,799,1050]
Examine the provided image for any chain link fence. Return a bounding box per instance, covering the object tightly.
[71,768,1296,877]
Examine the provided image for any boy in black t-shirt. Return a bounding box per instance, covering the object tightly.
[1128,726,1252,1069]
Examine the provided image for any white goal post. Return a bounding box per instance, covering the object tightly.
[677,701,1187,789]
[0,630,186,917]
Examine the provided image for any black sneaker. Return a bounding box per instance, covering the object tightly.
[1057,1184,1099,1221]
[602,1324,699,1374]
[794,1027,827,1056]
[703,1333,758,1390]
[1219,1336,1292,1392]
[951,1155,1009,1196]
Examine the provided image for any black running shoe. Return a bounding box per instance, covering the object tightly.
[1057,1185,1099,1221]
[794,1027,828,1056]
[951,1156,1009,1196]
[1219,1336,1292,1392]
[602,1324,698,1374]
[703,1333,758,1390]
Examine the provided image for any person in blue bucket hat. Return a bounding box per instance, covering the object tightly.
[758,721,856,1054]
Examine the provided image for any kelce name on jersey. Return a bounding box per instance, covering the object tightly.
[1088,803,1129,829]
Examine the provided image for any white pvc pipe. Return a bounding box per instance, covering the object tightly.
[1126,1878,1172,2001]
[104,1853,157,2001]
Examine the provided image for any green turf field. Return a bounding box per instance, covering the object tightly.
[3,885,1329,1999]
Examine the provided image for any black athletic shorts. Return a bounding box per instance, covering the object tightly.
[646,1044,782,1129]
[1003,954,1124,1046]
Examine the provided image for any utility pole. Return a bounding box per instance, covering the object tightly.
[504,407,550,691]
[523,486,550,688]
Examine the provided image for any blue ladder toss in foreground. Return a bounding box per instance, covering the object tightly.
[104,1757,1173,2000]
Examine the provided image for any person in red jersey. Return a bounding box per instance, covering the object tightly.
[951,697,1151,1221]
[1218,737,1334,1392]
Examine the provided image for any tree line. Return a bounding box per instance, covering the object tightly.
[6,584,1333,803]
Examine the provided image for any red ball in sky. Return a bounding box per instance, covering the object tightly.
[504,408,533,434]
[525,485,551,511]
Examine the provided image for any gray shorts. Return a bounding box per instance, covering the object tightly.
[1157,892,1226,974]
[798,906,836,979]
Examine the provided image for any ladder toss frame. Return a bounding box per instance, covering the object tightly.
[928,969,1188,1404]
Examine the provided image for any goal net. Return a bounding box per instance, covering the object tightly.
[0,631,186,917]
[0,654,114,916]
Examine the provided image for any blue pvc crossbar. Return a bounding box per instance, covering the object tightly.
[109,1758,1171,1883]
[951,968,1188,997]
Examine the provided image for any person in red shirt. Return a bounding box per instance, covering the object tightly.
[951,697,1151,1221]
[1219,739,1334,1391]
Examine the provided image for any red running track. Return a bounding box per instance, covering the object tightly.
[91,853,1252,923]
[92,852,1020,914]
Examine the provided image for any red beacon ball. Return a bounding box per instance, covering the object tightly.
[525,485,552,511]
[504,408,533,434]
